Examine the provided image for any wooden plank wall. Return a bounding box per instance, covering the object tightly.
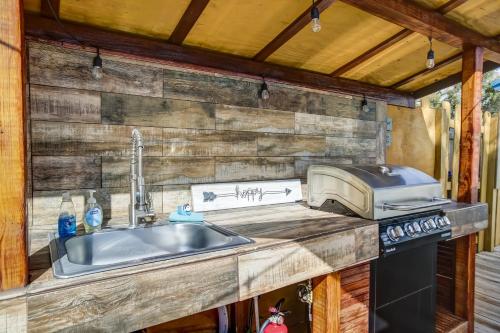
[26,40,387,270]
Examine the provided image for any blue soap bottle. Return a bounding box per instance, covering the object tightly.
[83,190,103,233]
[58,192,77,237]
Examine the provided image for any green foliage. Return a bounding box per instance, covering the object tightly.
[427,69,500,115]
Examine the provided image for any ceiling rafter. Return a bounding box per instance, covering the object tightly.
[391,52,463,89]
[413,61,499,98]
[338,0,500,54]
[24,13,415,107]
[253,0,335,62]
[40,0,60,19]
[168,0,210,45]
[331,0,469,77]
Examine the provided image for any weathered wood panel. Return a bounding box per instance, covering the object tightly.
[31,121,162,156]
[30,85,100,123]
[295,113,377,138]
[238,230,356,300]
[32,156,101,190]
[454,234,476,332]
[257,134,326,157]
[376,121,386,164]
[326,137,377,157]
[214,157,295,182]
[102,156,215,187]
[102,93,215,129]
[27,257,238,333]
[215,105,294,134]
[306,93,376,121]
[163,128,257,156]
[0,296,26,333]
[294,157,353,179]
[162,185,191,214]
[0,0,27,291]
[29,42,163,97]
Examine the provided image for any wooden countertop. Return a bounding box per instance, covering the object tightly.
[0,201,486,333]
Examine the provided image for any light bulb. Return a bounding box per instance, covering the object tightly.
[311,6,321,33]
[311,18,321,33]
[92,53,103,80]
[426,40,435,69]
[260,82,270,100]
[361,98,369,113]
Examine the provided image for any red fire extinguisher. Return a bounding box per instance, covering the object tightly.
[260,299,288,333]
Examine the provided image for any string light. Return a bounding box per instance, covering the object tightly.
[361,95,369,113]
[259,78,270,100]
[426,37,435,69]
[311,0,321,33]
[92,48,103,80]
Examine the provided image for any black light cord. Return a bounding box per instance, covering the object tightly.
[44,0,84,46]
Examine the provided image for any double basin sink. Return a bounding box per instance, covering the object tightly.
[49,222,253,278]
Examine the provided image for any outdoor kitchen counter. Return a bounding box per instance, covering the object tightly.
[23,203,378,332]
[443,202,488,239]
[0,202,487,332]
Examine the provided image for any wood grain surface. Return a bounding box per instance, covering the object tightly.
[312,272,341,333]
[0,0,28,291]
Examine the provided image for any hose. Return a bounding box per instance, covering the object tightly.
[258,319,270,333]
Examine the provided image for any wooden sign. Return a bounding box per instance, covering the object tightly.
[191,179,302,212]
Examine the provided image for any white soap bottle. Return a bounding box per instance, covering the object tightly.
[83,190,103,233]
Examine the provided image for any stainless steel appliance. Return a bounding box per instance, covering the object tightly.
[308,164,452,333]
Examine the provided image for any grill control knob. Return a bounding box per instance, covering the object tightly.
[394,225,405,238]
[428,218,437,230]
[436,217,447,229]
[412,221,422,233]
[386,226,399,242]
[404,223,416,237]
[420,219,432,233]
[443,216,451,226]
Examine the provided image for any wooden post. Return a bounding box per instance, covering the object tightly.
[457,45,483,203]
[0,0,28,290]
[455,44,484,333]
[312,272,341,333]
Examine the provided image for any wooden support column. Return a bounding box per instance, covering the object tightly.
[312,272,341,333]
[0,0,28,290]
[455,44,483,333]
[457,45,483,203]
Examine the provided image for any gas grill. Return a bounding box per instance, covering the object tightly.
[307,164,452,333]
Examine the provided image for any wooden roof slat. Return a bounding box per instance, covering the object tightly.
[331,29,413,76]
[413,60,499,98]
[40,0,60,18]
[339,0,500,54]
[168,0,210,45]
[331,0,467,77]
[253,0,335,62]
[24,13,415,107]
[391,52,463,89]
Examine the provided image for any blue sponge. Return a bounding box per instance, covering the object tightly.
[169,204,204,223]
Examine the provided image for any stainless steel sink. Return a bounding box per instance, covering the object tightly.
[49,222,253,278]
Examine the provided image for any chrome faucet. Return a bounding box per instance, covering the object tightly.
[129,129,155,228]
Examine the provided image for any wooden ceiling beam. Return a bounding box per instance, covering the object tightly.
[24,13,415,107]
[168,0,210,45]
[339,0,500,54]
[331,0,468,77]
[391,52,463,89]
[253,0,335,62]
[40,0,59,18]
[413,60,499,98]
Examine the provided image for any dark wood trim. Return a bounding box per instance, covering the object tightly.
[253,0,335,62]
[24,13,415,107]
[40,0,59,19]
[339,0,500,54]
[391,53,462,88]
[331,0,468,77]
[0,0,28,290]
[168,0,210,45]
[413,61,499,98]
[457,45,483,203]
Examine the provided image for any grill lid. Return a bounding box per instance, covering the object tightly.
[330,165,438,189]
